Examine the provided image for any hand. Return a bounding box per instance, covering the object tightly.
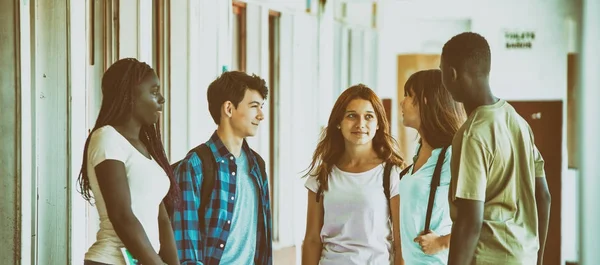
[414,230,445,255]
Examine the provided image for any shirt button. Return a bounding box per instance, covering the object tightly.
[232,172,236,176]
[220,244,224,248]
[227,220,231,224]
[231,196,235,200]
[230,156,234,160]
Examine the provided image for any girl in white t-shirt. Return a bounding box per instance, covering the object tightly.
[77,58,180,265]
[398,69,465,265]
[302,84,406,265]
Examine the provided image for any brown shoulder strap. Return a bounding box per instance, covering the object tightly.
[423,146,449,232]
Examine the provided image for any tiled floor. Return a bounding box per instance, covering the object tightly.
[274,246,296,265]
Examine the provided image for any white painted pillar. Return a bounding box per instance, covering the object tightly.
[318,0,336,128]
[169,0,190,160]
[69,0,88,263]
[244,3,270,154]
[18,0,34,264]
[578,0,600,264]
[34,0,70,263]
[168,0,225,161]
[119,0,139,59]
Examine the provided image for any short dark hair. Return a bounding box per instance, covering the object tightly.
[442,32,491,75]
[207,71,268,124]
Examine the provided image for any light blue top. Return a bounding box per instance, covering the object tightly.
[398,144,453,265]
[219,150,258,264]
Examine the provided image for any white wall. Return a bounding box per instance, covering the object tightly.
[168,0,228,161]
[377,0,577,101]
[378,0,578,137]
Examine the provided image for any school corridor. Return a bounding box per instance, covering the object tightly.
[1,0,599,264]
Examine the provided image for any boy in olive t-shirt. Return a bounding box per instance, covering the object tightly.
[439,32,552,265]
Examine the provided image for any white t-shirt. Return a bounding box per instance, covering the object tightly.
[84,125,170,265]
[305,163,401,265]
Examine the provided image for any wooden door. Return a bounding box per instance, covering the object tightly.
[397,54,441,158]
[508,100,563,265]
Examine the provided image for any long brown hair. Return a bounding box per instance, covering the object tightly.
[305,84,405,191]
[404,69,466,148]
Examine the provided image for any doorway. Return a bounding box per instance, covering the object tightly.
[396,54,441,158]
[508,100,563,265]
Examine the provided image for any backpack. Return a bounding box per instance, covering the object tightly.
[171,143,268,230]
[399,145,449,232]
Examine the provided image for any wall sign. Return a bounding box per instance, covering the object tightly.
[504,31,535,49]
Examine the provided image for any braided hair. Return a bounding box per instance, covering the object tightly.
[77,58,180,212]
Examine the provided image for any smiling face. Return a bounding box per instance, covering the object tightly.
[228,89,265,138]
[339,98,379,146]
[132,71,164,125]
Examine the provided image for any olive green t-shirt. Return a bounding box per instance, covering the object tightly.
[449,99,546,265]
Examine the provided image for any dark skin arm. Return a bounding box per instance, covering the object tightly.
[302,190,324,265]
[158,202,179,265]
[390,195,404,265]
[95,160,166,265]
[535,177,551,265]
[447,199,484,265]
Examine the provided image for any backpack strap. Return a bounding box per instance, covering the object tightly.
[251,150,268,183]
[383,162,394,221]
[423,146,450,232]
[399,165,412,179]
[194,144,217,231]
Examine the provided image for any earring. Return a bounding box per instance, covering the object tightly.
[337,125,341,129]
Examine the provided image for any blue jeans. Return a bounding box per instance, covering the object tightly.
[83,260,111,265]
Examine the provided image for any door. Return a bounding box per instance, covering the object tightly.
[397,54,440,158]
[508,100,562,265]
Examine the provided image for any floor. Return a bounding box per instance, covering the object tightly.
[274,246,296,265]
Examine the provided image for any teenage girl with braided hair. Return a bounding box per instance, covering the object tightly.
[78,58,179,265]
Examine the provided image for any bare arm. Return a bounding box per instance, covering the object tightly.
[535,177,551,265]
[447,199,484,265]
[158,203,179,265]
[302,190,324,265]
[95,160,165,265]
[438,234,451,249]
[390,195,404,265]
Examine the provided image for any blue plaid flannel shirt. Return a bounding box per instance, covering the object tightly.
[171,132,273,265]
